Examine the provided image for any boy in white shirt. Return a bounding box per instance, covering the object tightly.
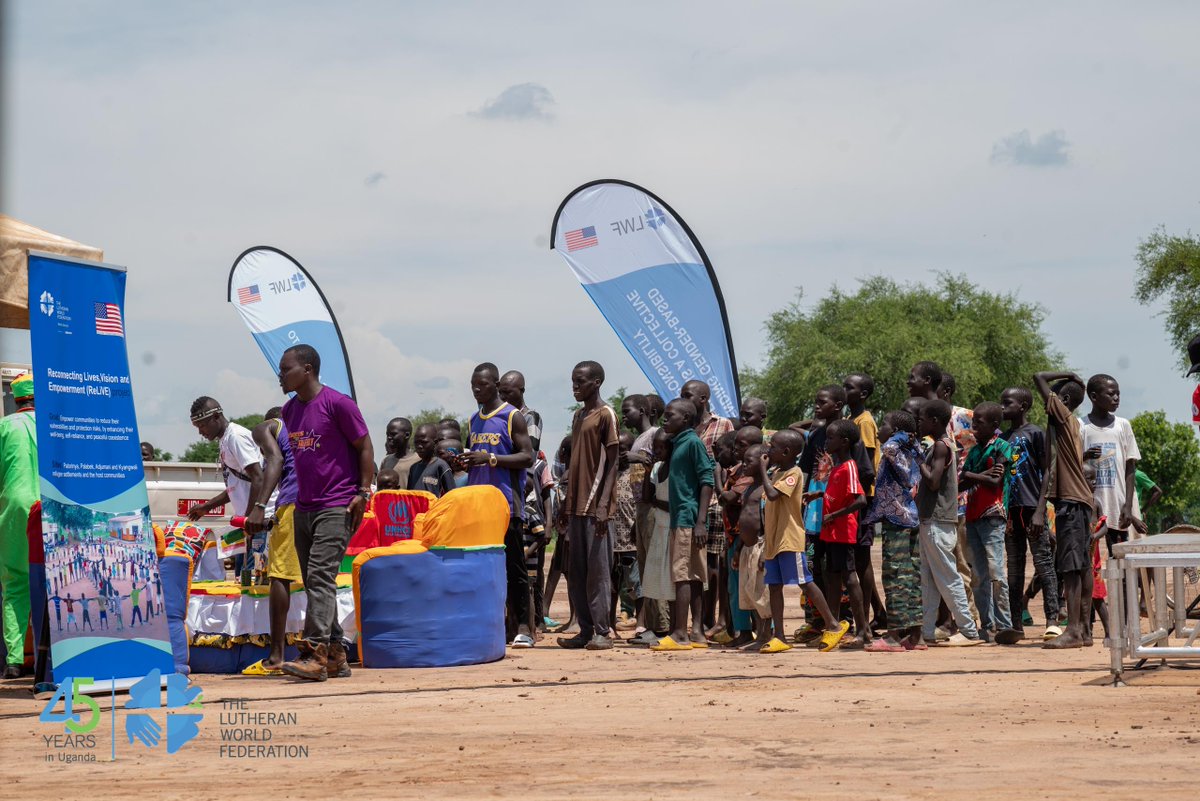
[1079,374,1140,554]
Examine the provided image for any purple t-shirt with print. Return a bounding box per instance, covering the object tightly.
[281,386,369,512]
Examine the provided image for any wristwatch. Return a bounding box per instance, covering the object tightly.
[357,489,371,500]
[488,452,498,467]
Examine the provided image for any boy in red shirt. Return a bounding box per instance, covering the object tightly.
[806,419,870,648]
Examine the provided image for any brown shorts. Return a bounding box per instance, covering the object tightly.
[635,502,656,570]
[670,526,707,584]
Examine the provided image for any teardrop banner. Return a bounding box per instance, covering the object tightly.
[226,246,357,399]
[550,180,740,418]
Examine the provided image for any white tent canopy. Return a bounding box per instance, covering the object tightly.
[0,215,103,330]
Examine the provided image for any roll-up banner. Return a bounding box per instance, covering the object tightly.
[27,252,174,687]
[227,246,356,399]
[550,180,740,418]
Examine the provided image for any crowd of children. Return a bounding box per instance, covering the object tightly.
[542,361,1161,653]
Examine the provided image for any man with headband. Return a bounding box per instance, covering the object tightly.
[0,372,38,677]
[187,398,267,577]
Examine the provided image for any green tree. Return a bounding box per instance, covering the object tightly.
[408,407,467,432]
[151,447,173,462]
[1129,410,1200,530]
[180,413,264,463]
[742,274,1064,427]
[1134,227,1200,372]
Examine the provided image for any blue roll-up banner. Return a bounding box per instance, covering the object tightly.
[551,180,741,418]
[227,246,356,399]
[27,252,174,686]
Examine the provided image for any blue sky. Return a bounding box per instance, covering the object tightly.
[3,2,1199,455]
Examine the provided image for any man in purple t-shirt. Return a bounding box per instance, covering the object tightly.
[277,344,375,682]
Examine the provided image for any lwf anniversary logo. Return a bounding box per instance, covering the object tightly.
[38,671,309,762]
[39,670,202,762]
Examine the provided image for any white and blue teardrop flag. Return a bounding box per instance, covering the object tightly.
[551,180,740,418]
[227,247,356,399]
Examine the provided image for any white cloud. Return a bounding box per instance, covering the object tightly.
[990,129,1070,167]
[470,83,555,121]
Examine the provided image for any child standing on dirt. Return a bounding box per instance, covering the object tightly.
[794,385,848,644]
[1082,461,1111,640]
[999,386,1053,637]
[719,426,763,647]
[1034,372,1093,650]
[864,410,923,652]
[1079,374,1141,555]
[638,429,674,648]
[610,433,641,634]
[650,399,714,651]
[736,443,772,649]
[758,429,849,654]
[960,402,1020,644]
[917,399,982,646]
[807,419,870,649]
[844,372,886,630]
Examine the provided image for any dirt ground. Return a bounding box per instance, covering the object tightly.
[3,582,1198,801]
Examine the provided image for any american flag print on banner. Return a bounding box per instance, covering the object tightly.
[237,284,262,305]
[565,226,599,252]
[94,302,124,337]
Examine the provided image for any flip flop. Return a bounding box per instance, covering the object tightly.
[818,621,851,653]
[241,658,283,676]
[629,631,660,647]
[650,636,692,652]
[690,639,710,649]
[759,637,792,653]
[994,628,1023,645]
[865,638,905,653]
[712,630,734,645]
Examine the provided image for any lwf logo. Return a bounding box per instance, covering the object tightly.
[269,271,308,295]
[609,207,669,236]
[40,670,203,757]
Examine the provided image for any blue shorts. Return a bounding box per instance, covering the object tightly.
[764,551,814,586]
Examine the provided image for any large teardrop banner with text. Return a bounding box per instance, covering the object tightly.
[550,180,740,418]
[27,252,173,685]
[227,246,356,399]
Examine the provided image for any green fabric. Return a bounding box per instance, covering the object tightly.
[10,373,33,400]
[963,435,1014,509]
[881,523,922,629]
[0,410,37,664]
[1134,469,1157,511]
[667,428,714,529]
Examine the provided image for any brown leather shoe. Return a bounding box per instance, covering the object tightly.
[281,641,328,681]
[326,641,352,678]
